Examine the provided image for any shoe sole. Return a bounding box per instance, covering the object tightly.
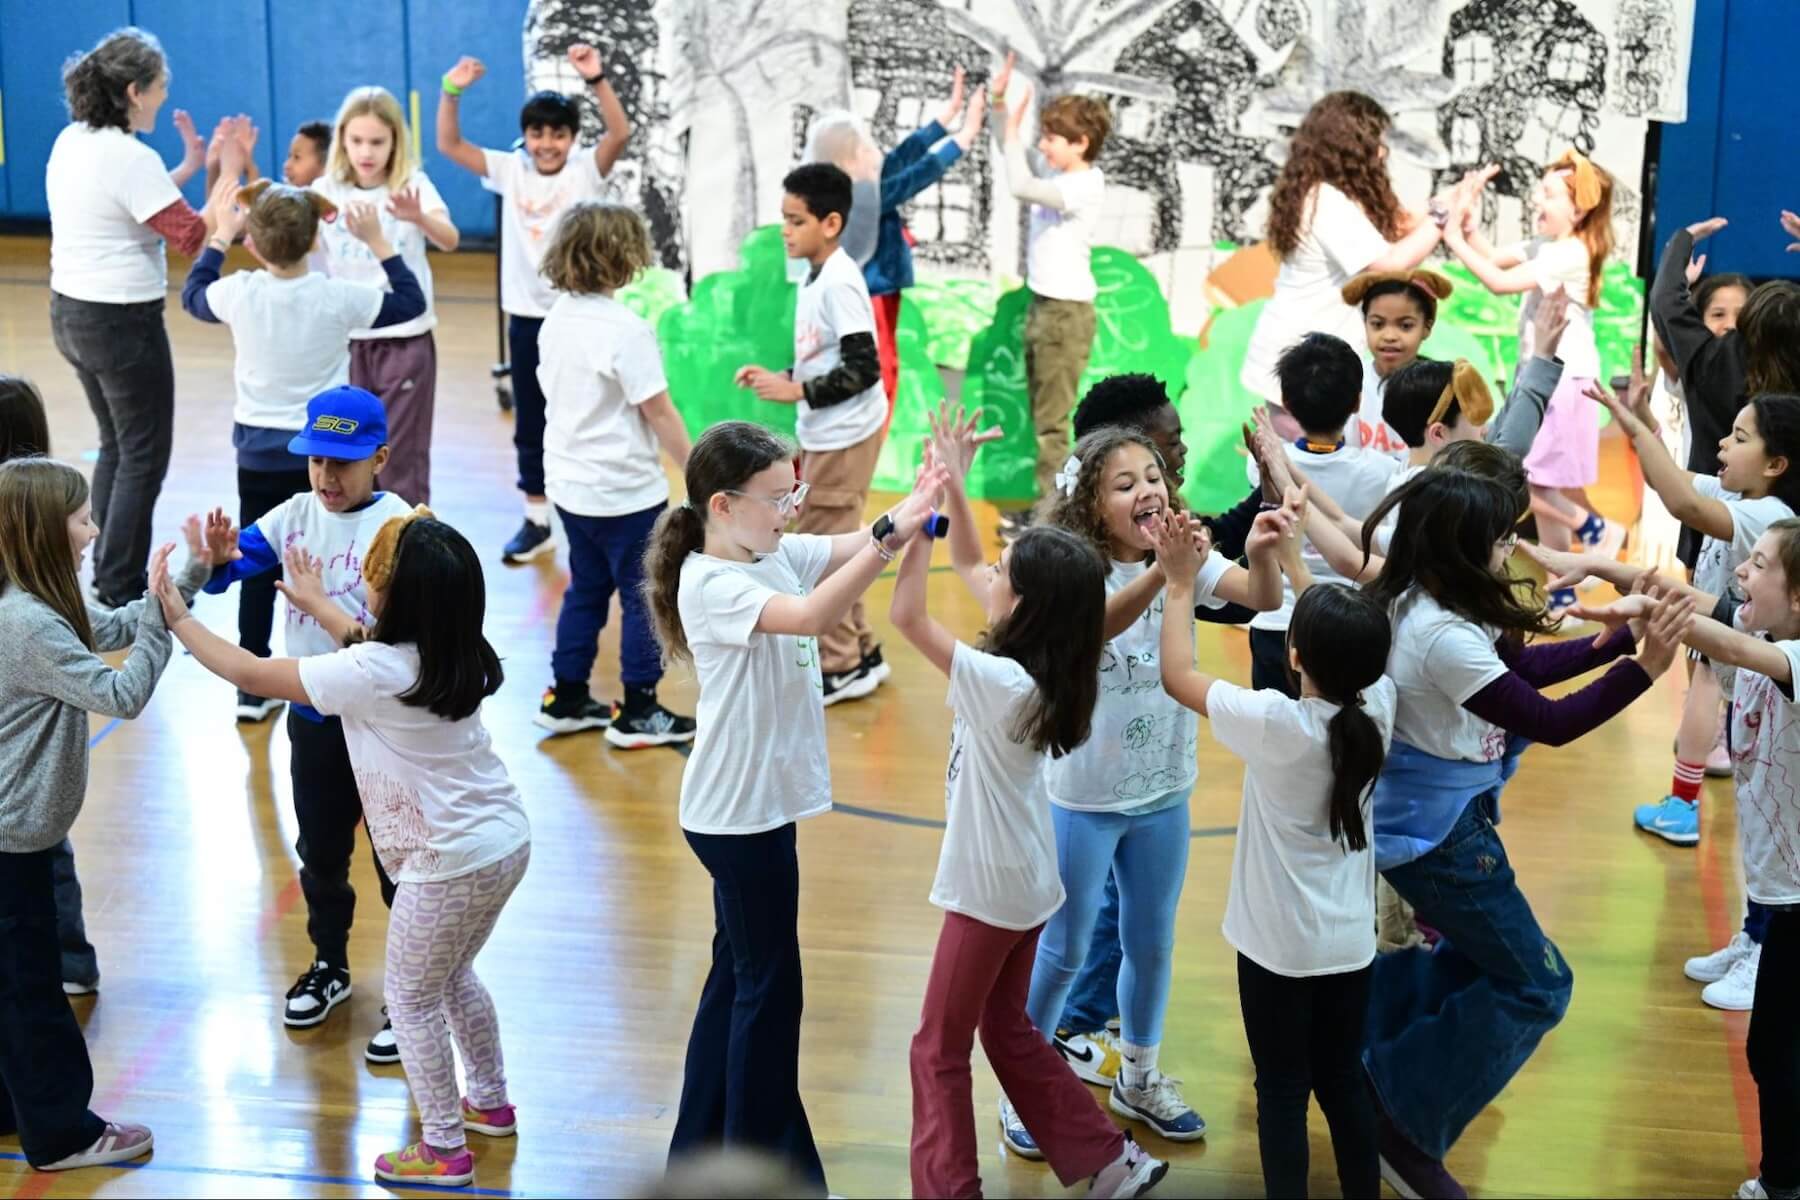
[533,713,611,735]
[864,661,892,688]
[1635,822,1699,846]
[822,674,881,707]
[373,1167,475,1187]
[603,727,695,750]
[364,1048,402,1065]
[501,540,557,565]
[1107,1091,1206,1141]
[996,1134,1044,1162]
[283,981,352,1028]
[236,705,282,723]
[61,981,98,996]
[1704,764,1734,778]
[1105,1159,1170,1199]
[1685,964,1734,983]
[1378,1156,1424,1200]
[464,1119,517,1137]
[1702,991,1755,1012]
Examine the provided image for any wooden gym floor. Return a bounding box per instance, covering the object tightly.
[0,237,1755,1198]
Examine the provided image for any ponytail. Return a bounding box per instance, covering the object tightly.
[1287,583,1392,853]
[644,503,707,666]
[1324,702,1384,852]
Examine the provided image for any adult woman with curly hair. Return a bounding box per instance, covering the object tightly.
[46,28,241,606]
[1242,92,1449,441]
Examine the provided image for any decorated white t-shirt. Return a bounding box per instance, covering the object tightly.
[204,271,385,430]
[1046,552,1232,810]
[312,171,448,340]
[1026,165,1106,303]
[1241,184,1393,402]
[538,292,671,517]
[481,147,610,318]
[1729,640,1800,904]
[299,641,530,883]
[1251,443,1402,633]
[791,247,886,452]
[1386,588,1509,762]
[1508,236,1599,379]
[677,534,835,835]
[931,642,1065,930]
[47,124,183,303]
[1691,474,1794,601]
[1211,676,1396,976]
[1355,356,1413,460]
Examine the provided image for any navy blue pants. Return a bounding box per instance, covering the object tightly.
[551,503,665,690]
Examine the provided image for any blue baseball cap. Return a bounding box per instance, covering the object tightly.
[288,386,388,460]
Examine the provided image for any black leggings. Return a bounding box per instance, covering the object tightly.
[1750,908,1800,1195]
[1236,953,1379,1198]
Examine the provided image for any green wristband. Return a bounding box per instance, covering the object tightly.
[441,73,463,97]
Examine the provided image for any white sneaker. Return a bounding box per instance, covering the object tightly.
[1109,1070,1206,1141]
[1736,1178,1769,1199]
[1686,931,1757,983]
[997,1094,1043,1160]
[1054,1027,1123,1086]
[1088,1133,1169,1198]
[40,1122,153,1170]
[1701,943,1760,1011]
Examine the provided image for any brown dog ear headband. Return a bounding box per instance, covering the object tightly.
[363,505,434,593]
[1547,148,1604,213]
[1432,360,1494,429]
[1340,268,1455,309]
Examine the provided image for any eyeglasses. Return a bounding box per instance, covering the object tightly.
[724,482,810,518]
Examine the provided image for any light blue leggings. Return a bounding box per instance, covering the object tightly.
[1026,795,1191,1047]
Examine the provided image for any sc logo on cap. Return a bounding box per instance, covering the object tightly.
[312,415,360,434]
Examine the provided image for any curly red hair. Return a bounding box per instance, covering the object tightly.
[1266,91,1403,261]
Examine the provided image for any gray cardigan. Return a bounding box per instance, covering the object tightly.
[0,559,206,853]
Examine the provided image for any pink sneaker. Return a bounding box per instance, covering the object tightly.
[39,1121,153,1170]
[462,1097,517,1137]
[373,1140,474,1187]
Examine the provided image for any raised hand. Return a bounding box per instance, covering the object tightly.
[1783,210,1800,253]
[1561,591,1653,630]
[1685,250,1707,286]
[1686,216,1728,242]
[386,187,426,225]
[1636,592,1696,679]
[206,115,232,169]
[937,65,967,128]
[202,176,242,240]
[203,507,242,565]
[1624,343,1657,432]
[1006,80,1032,138]
[1149,511,1204,580]
[955,85,987,151]
[173,109,202,167]
[1584,380,1646,438]
[1520,539,1597,591]
[567,43,602,80]
[990,50,1015,104]
[149,542,190,625]
[928,400,1002,481]
[181,514,206,563]
[273,545,330,617]
[447,55,485,90]
[1531,285,1571,357]
[344,202,390,253]
[892,460,952,539]
[232,114,259,159]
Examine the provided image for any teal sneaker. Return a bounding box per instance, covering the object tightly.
[1634,795,1699,845]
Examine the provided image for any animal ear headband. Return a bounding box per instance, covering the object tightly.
[1547,147,1604,213]
[1340,269,1454,308]
[1432,360,1493,429]
[363,505,433,593]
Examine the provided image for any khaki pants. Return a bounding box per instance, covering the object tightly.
[1376,876,1425,954]
[1025,293,1097,504]
[795,426,884,674]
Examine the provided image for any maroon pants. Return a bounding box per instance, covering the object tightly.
[351,331,436,506]
[909,911,1124,1198]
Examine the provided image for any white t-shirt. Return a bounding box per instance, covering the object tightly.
[1046,552,1232,810]
[1355,357,1413,461]
[677,534,835,835]
[251,492,414,658]
[299,641,530,883]
[1241,185,1393,401]
[1691,475,1794,600]
[792,248,886,452]
[1212,676,1396,976]
[538,292,672,517]
[47,124,183,303]
[1386,589,1509,762]
[1510,237,1599,379]
[1027,166,1106,303]
[481,148,610,318]
[931,643,1065,930]
[312,171,448,339]
[205,271,385,430]
[1251,444,1402,633]
[1729,640,1800,904]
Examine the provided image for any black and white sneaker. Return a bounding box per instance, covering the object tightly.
[501,519,555,564]
[862,645,891,688]
[284,961,351,1028]
[535,684,613,735]
[605,695,696,749]
[236,691,283,723]
[822,662,879,707]
[365,1007,401,1064]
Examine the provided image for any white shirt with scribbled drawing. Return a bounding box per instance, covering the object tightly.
[1729,640,1800,905]
[1045,551,1232,811]
[481,147,610,318]
[298,641,530,884]
[247,491,413,660]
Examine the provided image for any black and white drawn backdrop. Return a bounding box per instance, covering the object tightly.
[523,0,1693,328]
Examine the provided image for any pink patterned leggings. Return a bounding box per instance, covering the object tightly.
[385,844,530,1149]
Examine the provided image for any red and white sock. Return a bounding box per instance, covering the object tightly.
[1671,758,1705,803]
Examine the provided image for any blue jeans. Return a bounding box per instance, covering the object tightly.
[551,503,665,690]
[1367,802,1573,1161]
[1058,872,1122,1035]
[1027,796,1190,1047]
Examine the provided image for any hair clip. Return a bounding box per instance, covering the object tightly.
[1054,455,1082,497]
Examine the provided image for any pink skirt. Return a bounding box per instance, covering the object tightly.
[1523,373,1598,488]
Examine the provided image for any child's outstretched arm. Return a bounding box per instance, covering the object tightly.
[1148,513,1219,716]
[927,401,1001,606]
[1649,219,1726,379]
[881,74,980,213]
[168,110,204,188]
[1682,611,1795,684]
[1215,508,1289,612]
[568,44,633,177]
[1587,381,1734,540]
[387,186,459,252]
[991,71,1067,211]
[181,180,248,323]
[435,57,490,177]
[23,545,177,720]
[154,551,311,706]
[273,546,364,646]
[1442,215,1540,295]
[889,528,955,677]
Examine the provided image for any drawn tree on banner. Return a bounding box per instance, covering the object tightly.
[523,0,687,271]
[664,0,848,263]
[1110,2,1272,247]
[1435,0,1608,239]
[843,0,993,273]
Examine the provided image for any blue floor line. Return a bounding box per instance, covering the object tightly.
[0,1150,527,1196]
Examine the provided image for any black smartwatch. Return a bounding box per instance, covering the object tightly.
[871,513,896,544]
